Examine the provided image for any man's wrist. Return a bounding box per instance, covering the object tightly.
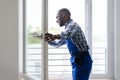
[54,34,60,39]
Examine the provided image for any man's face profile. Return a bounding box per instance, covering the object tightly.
[56,12,66,27]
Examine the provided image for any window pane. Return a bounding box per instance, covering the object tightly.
[48,0,85,80]
[92,0,107,74]
[26,0,42,79]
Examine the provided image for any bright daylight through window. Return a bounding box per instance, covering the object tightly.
[24,0,108,80]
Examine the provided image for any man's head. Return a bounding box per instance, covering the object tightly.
[56,8,71,27]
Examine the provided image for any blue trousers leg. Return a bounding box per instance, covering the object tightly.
[72,62,92,80]
[70,53,92,80]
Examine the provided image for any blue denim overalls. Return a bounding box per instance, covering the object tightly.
[66,38,93,80]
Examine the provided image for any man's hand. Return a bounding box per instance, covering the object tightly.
[45,33,60,42]
[45,33,54,41]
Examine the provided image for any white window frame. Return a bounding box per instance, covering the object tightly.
[20,0,49,80]
[88,0,115,79]
[19,0,115,80]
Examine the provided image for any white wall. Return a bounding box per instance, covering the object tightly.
[115,0,120,80]
[0,0,19,80]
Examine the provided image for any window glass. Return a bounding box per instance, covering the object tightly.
[26,0,42,79]
[92,0,107,74]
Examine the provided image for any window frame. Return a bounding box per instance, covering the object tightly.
[20,0,115,80]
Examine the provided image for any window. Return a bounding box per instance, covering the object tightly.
[92,0,107,74]
[22,0,113,80]
[91,0,109,79]
[24,0,42,79]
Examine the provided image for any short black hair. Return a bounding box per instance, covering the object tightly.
[58,8,71,16]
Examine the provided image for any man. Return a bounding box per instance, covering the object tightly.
[45,8,93,80]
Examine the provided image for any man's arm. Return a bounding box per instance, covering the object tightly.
[48,38,66,47]
[45,33,66,47]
